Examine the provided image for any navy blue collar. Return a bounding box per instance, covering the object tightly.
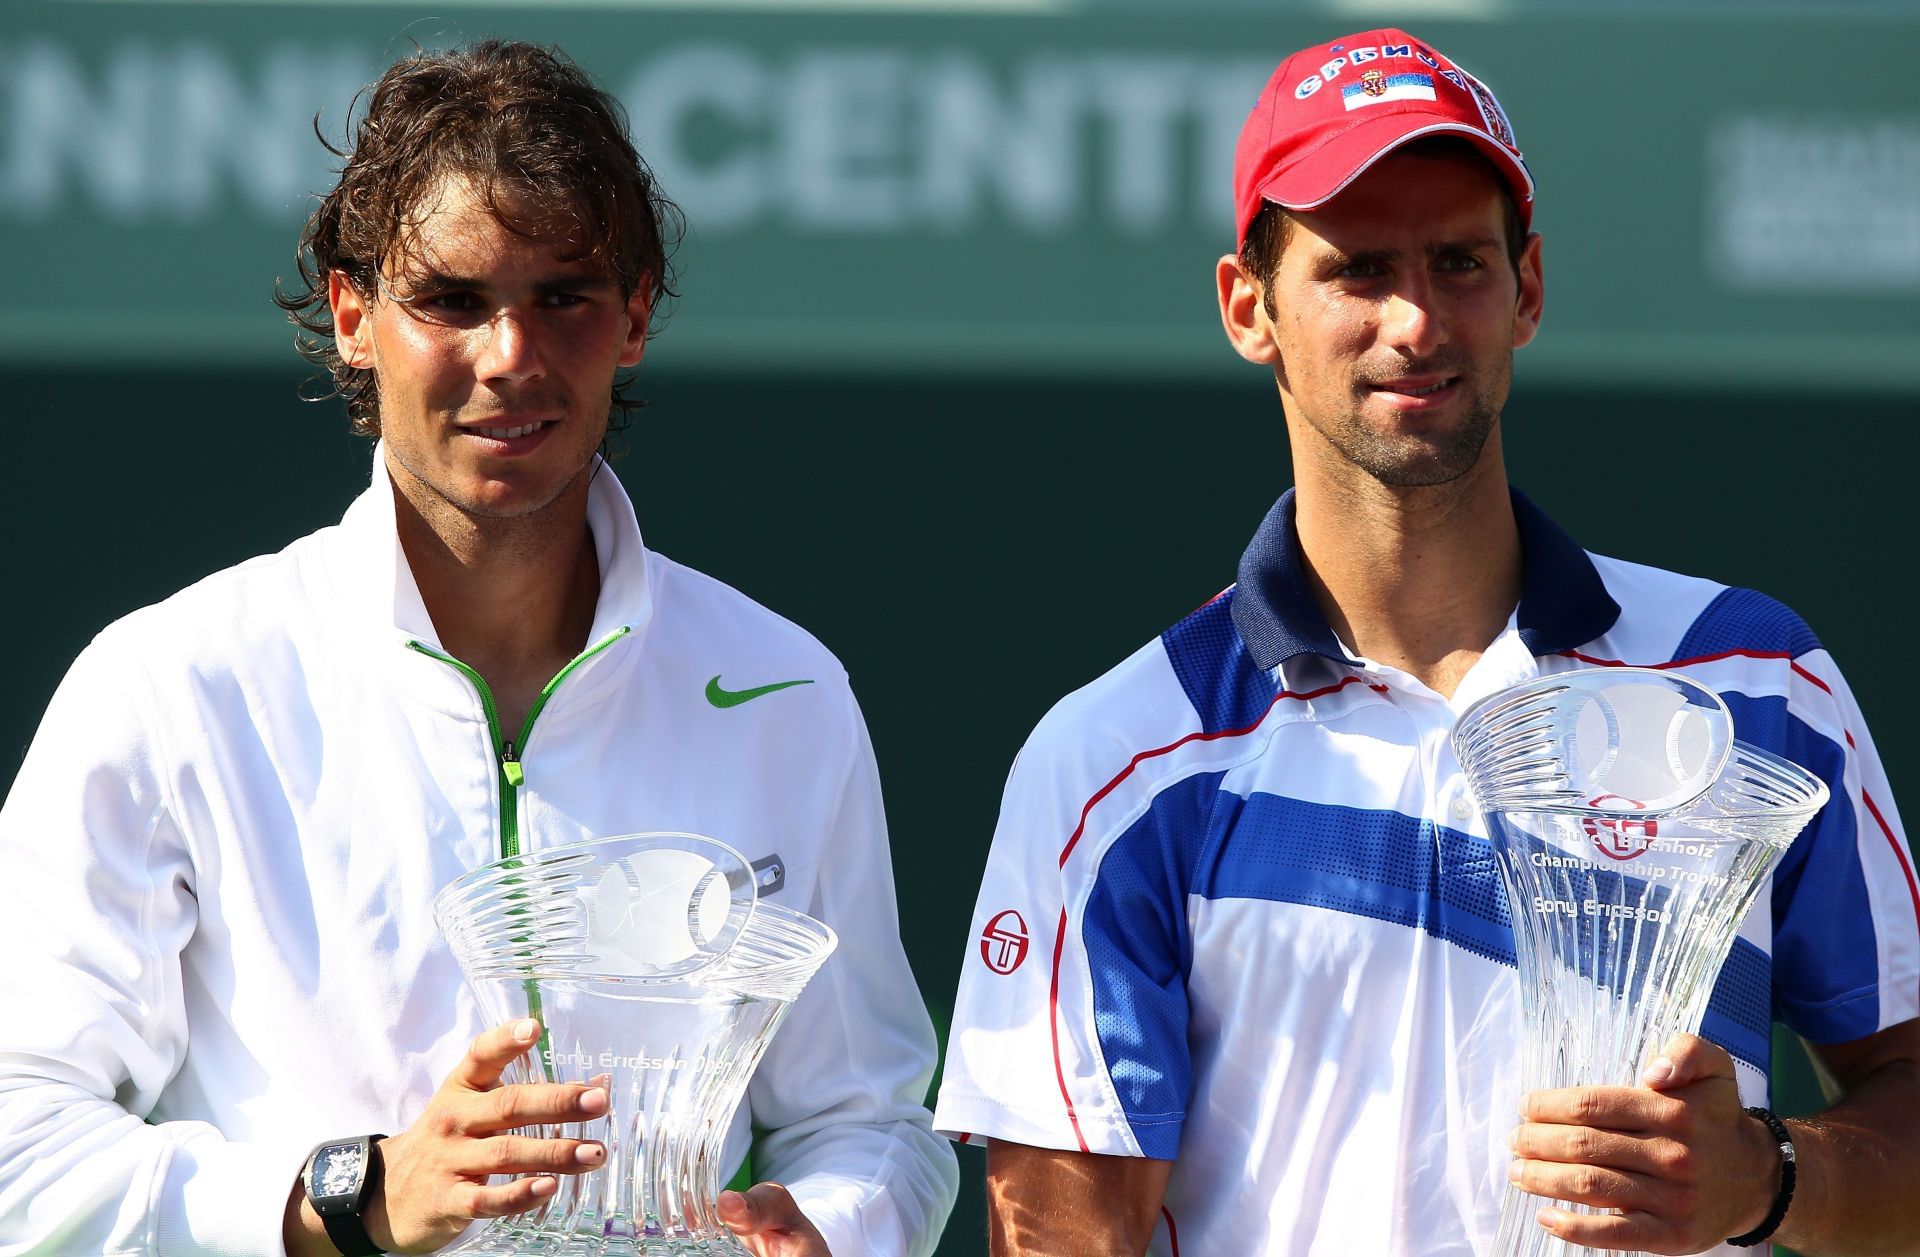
[1229,486,1620,670]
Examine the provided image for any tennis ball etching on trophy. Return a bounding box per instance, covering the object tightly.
[1454,669,1825,1257]
[435,832,837,1257]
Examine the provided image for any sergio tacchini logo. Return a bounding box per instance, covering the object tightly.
[705,674,815,708]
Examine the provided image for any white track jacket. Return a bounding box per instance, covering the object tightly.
[0,454,957,1256]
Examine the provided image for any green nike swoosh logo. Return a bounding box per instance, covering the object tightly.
[706,674,815,708]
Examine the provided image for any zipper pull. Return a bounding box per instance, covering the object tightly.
[501,741,525,789]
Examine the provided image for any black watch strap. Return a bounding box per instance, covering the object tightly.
[320,1202,384,1257]
[305,1134,388,1257]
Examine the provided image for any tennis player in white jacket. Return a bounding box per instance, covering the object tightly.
[0,39,956,1257]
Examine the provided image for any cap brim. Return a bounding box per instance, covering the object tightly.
[1257,114,1534,228]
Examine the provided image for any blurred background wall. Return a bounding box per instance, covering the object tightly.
[2,2,1916,1252]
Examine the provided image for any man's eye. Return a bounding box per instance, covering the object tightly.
[1337,261,1385,279]
[542,292,589,308]
[1436,253,1485,272]
[424,292,483,313]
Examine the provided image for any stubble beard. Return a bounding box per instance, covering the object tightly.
[1324,355,1507,488]
[385,405,609,556]
[1332,390,1500,488]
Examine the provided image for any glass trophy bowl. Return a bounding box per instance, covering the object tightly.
[1453,669,1826,1257]
[433,832,838,1256]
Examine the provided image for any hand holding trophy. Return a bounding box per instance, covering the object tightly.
[1454,670,1825,1257]
[433,833,838,1256]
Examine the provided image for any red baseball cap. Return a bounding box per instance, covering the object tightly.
[1232,29,1533,247]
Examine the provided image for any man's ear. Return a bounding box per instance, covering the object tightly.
[1216,254,1281,366]
[618,282,651,369]
[330,271,374,369]
[1511,231,1546,350]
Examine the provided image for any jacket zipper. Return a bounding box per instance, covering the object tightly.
[406,626,633,1072]
[406,625,631,861]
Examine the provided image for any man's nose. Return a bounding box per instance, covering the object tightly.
[477,308,546,384]
[1381,277,1447,358]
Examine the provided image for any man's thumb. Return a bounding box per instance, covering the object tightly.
[1641,1032,1736,1090]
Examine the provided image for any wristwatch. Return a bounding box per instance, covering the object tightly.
[301,1133,388,1256]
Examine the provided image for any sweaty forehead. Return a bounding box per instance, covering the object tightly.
[384,176,597,281]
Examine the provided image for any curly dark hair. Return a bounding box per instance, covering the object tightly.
[275,39,682,437]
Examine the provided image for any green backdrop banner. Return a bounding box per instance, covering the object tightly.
[2,2,1916,387]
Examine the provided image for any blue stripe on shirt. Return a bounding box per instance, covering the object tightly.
[1670,584,1879,1040]
[1723,692,1880,1039]
[1161,592,1278,735]
[1082,783,1777,1150]
[1673,587,1823,662]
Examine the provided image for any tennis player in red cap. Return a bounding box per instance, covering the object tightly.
[935,26,1920,1257]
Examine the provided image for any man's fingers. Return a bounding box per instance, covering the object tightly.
[448,1018,543,1091]
[1511,1157,1689,1218]
[1511,1157,1639,1208]
[1536,1204,1687,1255]
[1511,1123,1689,1177]
[718,1188,758,1231]
[462,1133,607,1177]
[454,1173,561,1220]
[1640,1032,1737,1092]
[1522,1084,1676,1132]
[719,1182,809,1235]
[479,1081,610,1133]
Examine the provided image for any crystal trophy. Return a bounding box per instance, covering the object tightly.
[434,832,838,1256]
[1453,669,1826,1257]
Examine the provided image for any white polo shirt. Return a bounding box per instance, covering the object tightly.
[935,488,1920,1257]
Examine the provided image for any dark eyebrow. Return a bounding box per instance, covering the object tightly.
[1431,235,1503,254]
[1313,246,1399,274]
[1312,236,1504,274]
[535,273,618,295]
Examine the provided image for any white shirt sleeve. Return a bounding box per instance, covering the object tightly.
[934,648,1203,1163]
[0,636,309,1257]
[934,719,1167,1160]
[744,694,958,1257]
[1765,645,1920,1041]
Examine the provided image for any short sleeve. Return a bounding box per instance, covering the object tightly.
[936,679,1214,1162]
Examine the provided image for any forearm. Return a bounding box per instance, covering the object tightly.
[284,1176,338,1257]
[985,1141,1170,1257]
[1774,1058,1920,1255]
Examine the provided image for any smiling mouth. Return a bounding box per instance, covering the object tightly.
[468,420,551,439]
[1366,377,1460,399]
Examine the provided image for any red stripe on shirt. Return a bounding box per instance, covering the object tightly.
[1047,672,1373,1149]
[1863,790,1920,978]
[1558,646,1834,695]
[1057,674,1370,868]
[1048,906,1091,1152]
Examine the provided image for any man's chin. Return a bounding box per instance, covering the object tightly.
[452,484,577,522]
[1345,435,1496,489]
[448,450,601,520]
[1339,404,1497,489]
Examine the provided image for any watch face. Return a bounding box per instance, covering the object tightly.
[313,1143,366,1202]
